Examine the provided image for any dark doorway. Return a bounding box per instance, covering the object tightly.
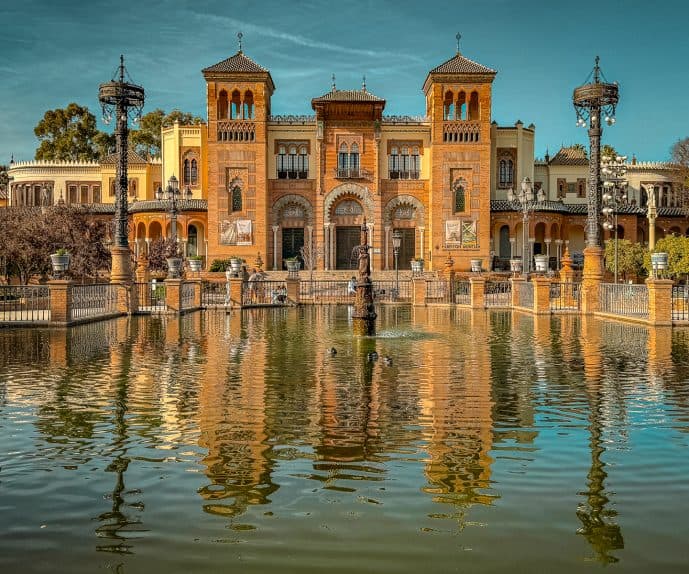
[282,227,304,267]
[336,226,360,269]
[499,225,510,258]
[394,228,416,267]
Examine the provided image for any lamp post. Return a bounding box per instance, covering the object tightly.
[507,177,545,274]
[156,176,191,278]
[573,56,619,255]
[601,154,628,283]
[392,229,402,295]
[99,55,144,283]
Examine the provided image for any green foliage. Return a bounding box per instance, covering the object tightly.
[129,109,204,159]
[209,258,232,272]
[34,103,102,162]
[601,144,619,160]
[147,237,179,271]
[604,239,647,280]
[643,235,689,280]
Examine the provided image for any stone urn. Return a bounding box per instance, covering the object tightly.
[188,258,203,273]
[229,258,243,276]
[50,252,71,276]
[651,252,668,277]
[534,254,549,273]
[166,257,183,279]
[510,258,523,274]
[411,259,424,275]
[470,259,483,273]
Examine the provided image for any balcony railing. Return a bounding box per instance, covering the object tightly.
[334,168,372,180]
[277,169,309,180]
[389,171,420,180]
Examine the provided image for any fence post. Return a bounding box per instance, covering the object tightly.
[192,279,203,309]
[286,278,300,305]
[48,279,72,325]
[114,282,134,315]
[229,278,244,308]
[469,277,486,309]
[412,278,426,306]
[165,278,182,313]
[581,246,603,314]
[646,278,673,326]
[510,276,526,308]
[533,276,552,315]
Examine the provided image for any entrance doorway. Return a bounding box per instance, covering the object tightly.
[282,228,304,267]
[394,228,415,267]
[336,226,360,270]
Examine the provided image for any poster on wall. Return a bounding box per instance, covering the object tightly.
[445,220,478,248]
[220,220,252,245]
[445,220,463,247]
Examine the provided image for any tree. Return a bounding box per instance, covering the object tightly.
[34,103,102,162]
[300,241,324,280]
[129,109,204,159]
[671,138,689,211]
[644,235,689,282]
[604,239,647,281]
[147,237,178,272]
[601,144,619,160]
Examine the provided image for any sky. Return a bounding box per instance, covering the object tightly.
[1,0,688,163]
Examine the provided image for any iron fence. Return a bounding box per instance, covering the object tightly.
[514,281,534,309]
[425,279,452,304]
[0,285,51,322]
[202,281,228,307]
[70,284,119,321]
[372,280,411,302]
[454,281,471,305]
[599,283,649,319]
[485,281,512,307]
[550,282,581,312]
[181,282,196,310]
[136,282,167,312]
[672,285,689,321]
[242,280,289,306]
[300,280,351,304]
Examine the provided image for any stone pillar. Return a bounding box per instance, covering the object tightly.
[165,278,182,313]
[470,276,486,309]
[192,279,203,309]
[115,282,134,315]
[528,237,535,271]
[48,279,72,325]
[418,226,425,261]
[110,245,132,283]
[581,245,604,314]
[533,275,552,315]
[330,225,336,270]
[509,237,516,258]
[323,223,330,270]
[646,278,673,326]
[559,248,575,283]
[286,278,300,305]
[135,255,150,284]
[272,225,279,270]
[228,277,243,308]
[384,225,391,270]
[412,278,426,306]
[367,223,375,272]
[545,238,551,260]
[555,239,563,269]
[510,276,526,307]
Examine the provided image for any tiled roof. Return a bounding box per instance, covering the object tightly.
[491,200,686,218]
[429,52,496,75]
[129,199,208,213]
[101,149,148,165]
[312,88,385,103]
[202,51,268,74]
[549,146,588,166]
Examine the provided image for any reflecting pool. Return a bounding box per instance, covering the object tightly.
[1,307,689,573]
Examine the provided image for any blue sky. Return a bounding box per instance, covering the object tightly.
[1,0,687,163]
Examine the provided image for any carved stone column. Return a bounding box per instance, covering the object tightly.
[323,223,330,270]
[418,226,425,261]
[384,225,391,270]
[272,225,279,270]
[509,237,516,258]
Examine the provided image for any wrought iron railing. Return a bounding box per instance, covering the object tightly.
[0,285,50,322]
[181,282,196,310]
[242,280,289,306]
[70,284,119,321]
[425,279,452,304]
[550,282,581,312]
[202,281,228,307]
[672,285,689,321]
[514,281,534,309]
[372,280,411,302]
[335,167,372,180]
[136,282,166,312]
[599,283,649,319]
[454,281,471,305]
[299,280,351,304]
[485,281,512,307]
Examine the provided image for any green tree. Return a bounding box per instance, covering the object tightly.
[643,234,689,281]
[604,239,647,281]
[34,103,102,162]
[671,137,689,211]
[129,109,204,159]
[601,144,619,160]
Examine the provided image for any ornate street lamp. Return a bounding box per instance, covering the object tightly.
[507,177,545,274]
[392,229,402,296]
[573,56,619,254]
[601,154,628,283]
[99,55,145,283]
[156,175,191,278]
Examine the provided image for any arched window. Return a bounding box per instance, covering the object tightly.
[277,145,287,179]
[218,90,228,120]
[93,186,101,203]
[468,91,479,121]
[80,185,89,204]
[338,143,349,175]
[444,91,454,120]
[349,143,360,175]
[411,147,420,179]
[288,145,298,179]
[298,146,308,178]
[400,146,410,179]
[183,159,191,185]
[499,159,514,187]
[389,146,399,178]
[458,92,467,120]
[231,90,241,119]
[453,181,466,213]
[231,186,242,212]
[190,159,198,185]
[243,90,254,119]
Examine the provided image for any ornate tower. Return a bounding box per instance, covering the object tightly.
[423,39,496,270]
[202,36,275,263]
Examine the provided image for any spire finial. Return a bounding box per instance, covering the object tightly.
[594,55,600,83]
[362,75,366,91]
[331,73,336,91]
[238,31,243,53]
[119,54,125,83]
[456,32,461,53]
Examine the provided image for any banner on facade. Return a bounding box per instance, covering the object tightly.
[445,220,478,248]
[220,219,252,245]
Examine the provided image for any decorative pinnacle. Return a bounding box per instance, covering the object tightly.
[456,32,461,53]
[119,54,124,83]
[362,75,366,91]
[237,31,243,53]
[331,73,336,91]
[593,55,600,83]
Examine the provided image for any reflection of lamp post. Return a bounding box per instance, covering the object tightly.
[156,176,191,278]
[392,230,402,294]
[601,154,627,283]
[507,177,545,274]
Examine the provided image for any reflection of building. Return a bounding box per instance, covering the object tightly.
[6,43,686,272]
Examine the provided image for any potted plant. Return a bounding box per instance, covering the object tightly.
[470,258,483,273]
[510,258,523,274]
[650,252,668,277]
[284,256,301,274]
[50,248,71,277]
[411,257,424,275]
[229,256,244,275]
[188,255,203,272]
